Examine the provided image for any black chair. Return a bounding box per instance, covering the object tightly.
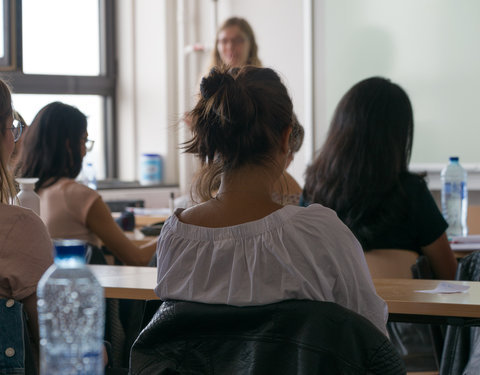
[130,300,406,375]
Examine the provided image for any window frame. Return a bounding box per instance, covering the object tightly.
[0,0,16,69]
[3,0,117,178]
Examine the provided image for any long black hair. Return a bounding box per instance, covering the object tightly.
[303,77,414,246]
[20,102,87,190]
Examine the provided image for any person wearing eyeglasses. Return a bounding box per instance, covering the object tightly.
[19,102,157,266]
[208,17,262,70]
[9,110,27,174]
[0,79,54,372]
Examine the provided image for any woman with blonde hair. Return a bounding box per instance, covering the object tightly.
[0,79,53,371]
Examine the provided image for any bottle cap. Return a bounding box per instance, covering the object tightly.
[449,156,459,162]
[53,239,86,260]
[16,178,39,189]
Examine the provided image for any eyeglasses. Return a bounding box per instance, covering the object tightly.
[9,119,25,143]
[217,37,246,46]
[85,138,95,152]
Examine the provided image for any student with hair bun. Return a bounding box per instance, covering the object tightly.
[181,16,303,206]
[155,66,388,335]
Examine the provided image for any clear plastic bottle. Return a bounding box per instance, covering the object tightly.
[83,162,97,190]
[441,156,468,238]
[37,239,105,375]
[15,177,40,215]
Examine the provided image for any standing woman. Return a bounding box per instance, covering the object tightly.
[155,66,388,335]
[0,79,53,370]
[19,102,156,266]
[302,77,457,280]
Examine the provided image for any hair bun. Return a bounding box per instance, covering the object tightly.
[200,68,233,100]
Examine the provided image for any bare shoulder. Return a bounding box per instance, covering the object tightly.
[177,201,218,226]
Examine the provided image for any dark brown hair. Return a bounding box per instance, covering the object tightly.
[185,66,293,201]
[20,102,87,190]
[303,77,414,246]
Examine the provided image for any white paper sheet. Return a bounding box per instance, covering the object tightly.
[416,282,470,294]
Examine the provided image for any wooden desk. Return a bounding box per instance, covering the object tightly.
[88,265,480,324]
[90,264,157,300]
[134,215,168,228]
[374,278,480,324]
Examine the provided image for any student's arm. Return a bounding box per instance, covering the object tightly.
[86,197,157,266]
[421,232,458,280]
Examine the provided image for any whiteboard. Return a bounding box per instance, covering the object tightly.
[320,0,480,167]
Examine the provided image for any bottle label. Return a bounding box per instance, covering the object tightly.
[444,181,466,199]
[443,180,468,237]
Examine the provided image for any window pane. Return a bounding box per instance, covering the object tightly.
[12,94,106,179]
[22,0,100,75]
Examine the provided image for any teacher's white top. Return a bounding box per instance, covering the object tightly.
[155,204,388,335]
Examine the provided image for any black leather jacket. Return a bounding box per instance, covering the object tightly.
[130,300,405,375]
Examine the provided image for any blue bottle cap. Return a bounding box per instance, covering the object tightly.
[53,239,86,260]
[449,156,459,162]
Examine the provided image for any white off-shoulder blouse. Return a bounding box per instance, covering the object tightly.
[155,203,388,335]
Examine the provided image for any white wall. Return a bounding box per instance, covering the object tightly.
[319,0,480,167]
[116,0,178,184]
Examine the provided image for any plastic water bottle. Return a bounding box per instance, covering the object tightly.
[37,239,105,375]
[83,162,97,190]
[15,177,40,215]
[441,156,468,238]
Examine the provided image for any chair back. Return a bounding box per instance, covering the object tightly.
[467,205,480,234]
[130,300,406,375]
[365,249,419,279]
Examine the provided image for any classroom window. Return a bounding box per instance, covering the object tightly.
[0,3,5,59]
[22,0,100,76]
[13,94,105,177]
[3,0,116,179]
